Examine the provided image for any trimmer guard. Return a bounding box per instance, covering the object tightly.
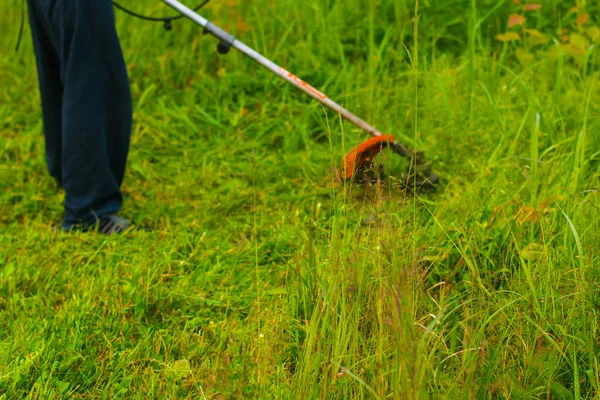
[340,136,439,192]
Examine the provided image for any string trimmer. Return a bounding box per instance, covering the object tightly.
[121,0,440,192]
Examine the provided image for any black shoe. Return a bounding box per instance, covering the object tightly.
[55,215,144,235]
[97,215,133,235]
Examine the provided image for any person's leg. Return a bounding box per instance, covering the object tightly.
[106,59,133,189]
[102,4,133,189]
[26,0,64,186]
[35,0,133,228]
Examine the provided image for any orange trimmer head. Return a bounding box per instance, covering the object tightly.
[340,135,439,192]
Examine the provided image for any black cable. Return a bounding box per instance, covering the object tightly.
[15,0,25,51]
[112,0,211,30]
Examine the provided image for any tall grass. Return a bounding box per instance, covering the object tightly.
[1,0,599,398]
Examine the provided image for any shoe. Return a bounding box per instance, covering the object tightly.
[55,215,144,235]
[97,215,133,235]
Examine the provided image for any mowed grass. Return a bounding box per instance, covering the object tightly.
[1,0,600,398]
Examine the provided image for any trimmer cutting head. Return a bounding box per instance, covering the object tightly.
[340,135,439,193]
[153,0,441,194]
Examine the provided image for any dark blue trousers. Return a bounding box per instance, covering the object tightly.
[27,0,132,228]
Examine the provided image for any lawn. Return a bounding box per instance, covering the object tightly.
[1,0,599,398]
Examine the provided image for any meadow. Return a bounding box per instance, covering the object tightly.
[1,0,599,398]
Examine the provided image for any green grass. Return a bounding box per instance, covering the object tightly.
[1,0,600,398]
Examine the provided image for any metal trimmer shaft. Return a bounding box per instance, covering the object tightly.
[161,0,389,139]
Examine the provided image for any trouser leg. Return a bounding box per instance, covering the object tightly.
[26,0,63,185]
[28,0,133,227]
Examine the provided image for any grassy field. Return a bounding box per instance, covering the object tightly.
[1,0,600,398]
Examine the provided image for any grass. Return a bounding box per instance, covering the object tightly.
[1,0,600,398]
